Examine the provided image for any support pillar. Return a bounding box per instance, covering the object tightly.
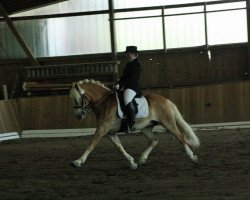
[108,0,119,81]
[247,0,250,79]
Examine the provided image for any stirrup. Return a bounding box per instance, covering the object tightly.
[126,124,135,133]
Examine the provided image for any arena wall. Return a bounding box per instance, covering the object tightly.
[146,81,250,124]
[17,96,96,130]
[0,44,248,99]
[17,81,250,130]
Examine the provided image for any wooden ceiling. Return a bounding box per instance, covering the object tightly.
[0,0,67,15]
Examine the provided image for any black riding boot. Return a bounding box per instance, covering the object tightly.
[125,102,136,133]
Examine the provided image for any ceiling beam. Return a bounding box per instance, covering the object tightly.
[1,0,68,15]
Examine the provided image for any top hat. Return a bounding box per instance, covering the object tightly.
[125,46,139,53]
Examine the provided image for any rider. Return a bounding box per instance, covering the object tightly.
[114,46,142,133]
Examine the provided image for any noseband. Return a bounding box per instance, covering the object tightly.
[74,94,93,114]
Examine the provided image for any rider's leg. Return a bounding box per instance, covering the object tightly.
[124,89,136,132]
[124,89,136,105]
[125,102,136,132]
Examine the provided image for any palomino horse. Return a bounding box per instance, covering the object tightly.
[70,79,200,169]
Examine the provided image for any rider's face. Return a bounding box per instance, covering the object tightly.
[126,52,136,61]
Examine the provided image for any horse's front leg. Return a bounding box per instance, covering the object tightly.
[71,125,109,168]
[107,134,138,170]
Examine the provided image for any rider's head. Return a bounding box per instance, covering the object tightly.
[125,46,139,61]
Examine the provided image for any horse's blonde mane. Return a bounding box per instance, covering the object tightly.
[72,79,110,91]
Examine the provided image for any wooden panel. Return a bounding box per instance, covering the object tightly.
[17,96,96,130]
[16,81,250,130]
[0,44,248,99]
[0,100,22,134]
[117,44,248,88]
[146,81,250,124]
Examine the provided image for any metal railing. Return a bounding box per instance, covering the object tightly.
[23,61,119,80]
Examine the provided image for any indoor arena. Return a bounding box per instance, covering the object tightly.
[0,0,249,199]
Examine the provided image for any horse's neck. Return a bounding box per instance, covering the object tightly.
[85,84,109,102]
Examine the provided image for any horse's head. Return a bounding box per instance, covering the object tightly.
[70,82,90,120]
[70,80,111,120]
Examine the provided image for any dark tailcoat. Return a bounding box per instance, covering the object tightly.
[117,58,142,96]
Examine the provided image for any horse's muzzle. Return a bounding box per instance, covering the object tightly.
[74,111,86,121]
[75,115,83,120]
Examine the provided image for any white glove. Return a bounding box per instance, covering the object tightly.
[114,84,119,90]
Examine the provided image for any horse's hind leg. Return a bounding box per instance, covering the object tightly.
[159,113,198,163]
[107,134,138,169]
[138,127,158,166]
[167,125,198,163]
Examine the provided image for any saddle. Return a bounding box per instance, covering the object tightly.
[116,90,149,119]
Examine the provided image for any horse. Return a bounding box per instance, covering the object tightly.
[70,79,200,169]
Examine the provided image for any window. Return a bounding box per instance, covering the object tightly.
[0,0,247,59]
[115,10,163,52]
[6,0,110,58]
[164,6,205,48]
[47,15,111,56]
[207,2,247,45]
[115,0,247,49]
[0,20,48,58]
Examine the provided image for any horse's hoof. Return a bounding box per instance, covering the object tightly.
[130,163,138,170]
[138,157,147,166]
[192,155,199,164]
[71,160,82,168]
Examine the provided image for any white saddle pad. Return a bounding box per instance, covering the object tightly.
[116,94,149,119]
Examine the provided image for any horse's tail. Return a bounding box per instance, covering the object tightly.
[171,101,200,148]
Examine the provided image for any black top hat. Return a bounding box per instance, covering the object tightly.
[125,46,139,53]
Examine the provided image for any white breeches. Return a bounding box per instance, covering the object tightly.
[124,89,136,106]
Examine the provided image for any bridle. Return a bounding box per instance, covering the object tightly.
[74,94,93,114]
[73,85,113,115]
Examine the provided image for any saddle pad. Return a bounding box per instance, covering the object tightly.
[116,94,149,119]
